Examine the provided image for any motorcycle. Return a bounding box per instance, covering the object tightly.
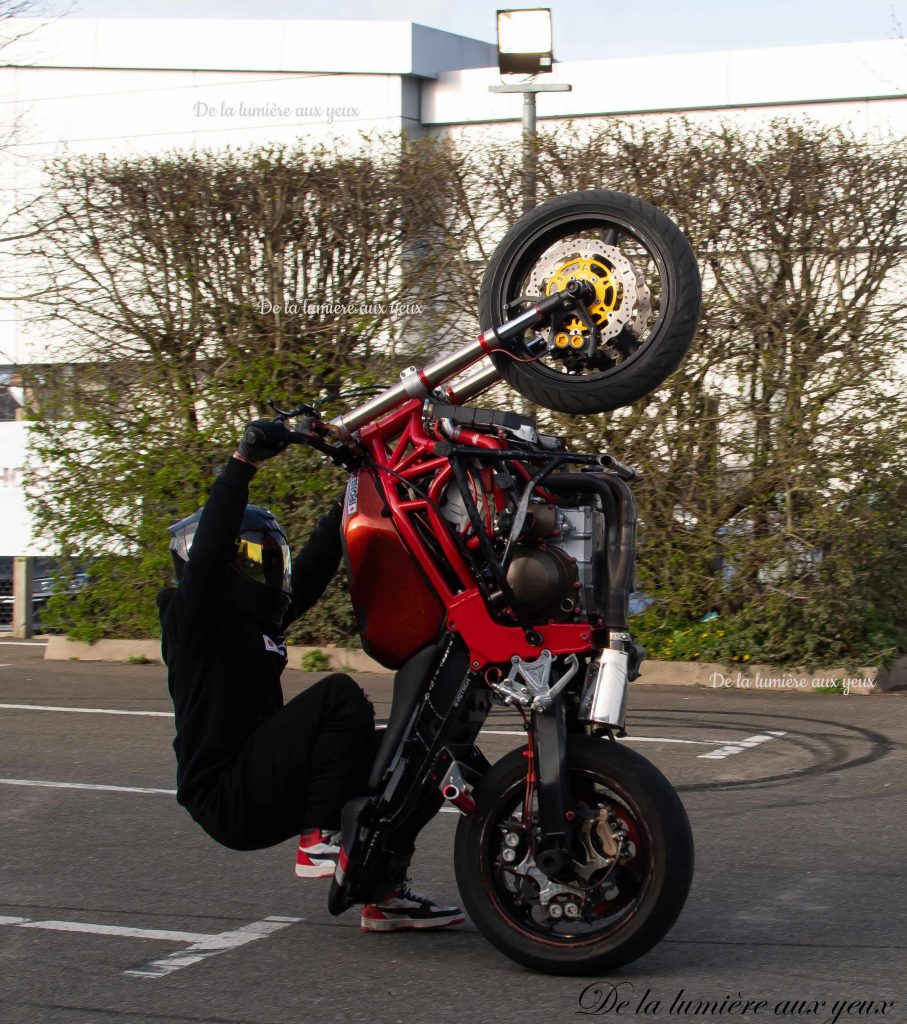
[273,190,700,975]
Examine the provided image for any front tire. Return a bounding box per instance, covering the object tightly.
[454,736,693,975]
[479,189,701,414]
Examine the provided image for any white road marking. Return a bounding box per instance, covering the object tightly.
[19,920,211,943]
[1,727,788,800]
[0,640,48,646]
[0,778,175,795]
[0,703,172,717]
[0,914,301,979]
[0,707,735,749]
[481,729,730,745]
[0,705,770,750]
[698,730,787,760]
[127,916,302,978]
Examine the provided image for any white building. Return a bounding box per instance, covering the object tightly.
[0,17,904,556]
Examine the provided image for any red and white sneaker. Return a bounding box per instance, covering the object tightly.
[295,828,341,878]
[360,882,465,932]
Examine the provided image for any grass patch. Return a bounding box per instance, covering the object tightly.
[812,678,846,695]
[301,649,331,672]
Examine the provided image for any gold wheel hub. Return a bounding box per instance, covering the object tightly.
[528,240,647,350]
[547,255,622,349]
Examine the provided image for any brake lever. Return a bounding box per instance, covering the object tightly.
[267,397,317,422]
[268,397,363,469]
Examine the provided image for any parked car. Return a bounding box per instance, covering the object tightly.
[0,557,90,630]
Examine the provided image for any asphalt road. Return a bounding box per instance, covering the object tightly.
[1,642,905,1024]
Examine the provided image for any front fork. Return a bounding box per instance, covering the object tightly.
[529,699,576,879]
[505,638,638,881]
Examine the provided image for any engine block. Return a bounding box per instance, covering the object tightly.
[547,505,607,619]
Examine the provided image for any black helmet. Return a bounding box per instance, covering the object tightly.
[168,504,292,629]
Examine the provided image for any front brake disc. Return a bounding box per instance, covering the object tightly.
[526,239,652,360]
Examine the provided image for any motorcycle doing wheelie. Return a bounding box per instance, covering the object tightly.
[277,190,701,975]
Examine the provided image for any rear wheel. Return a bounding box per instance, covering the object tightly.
[454,736,693,975]
[479,189,701,414]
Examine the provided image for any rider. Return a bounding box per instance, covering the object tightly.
[158,418,464,932]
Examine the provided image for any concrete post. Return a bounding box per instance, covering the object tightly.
[13,555,33,638]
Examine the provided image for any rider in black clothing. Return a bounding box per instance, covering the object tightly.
[158,419,464,932]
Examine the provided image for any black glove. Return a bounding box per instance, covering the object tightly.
[237,419,292,462]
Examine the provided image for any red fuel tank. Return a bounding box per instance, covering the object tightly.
[342,470,445,669]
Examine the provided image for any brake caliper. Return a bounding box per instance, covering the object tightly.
[528,239,652,370]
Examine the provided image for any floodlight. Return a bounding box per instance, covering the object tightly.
[496,8,553,75]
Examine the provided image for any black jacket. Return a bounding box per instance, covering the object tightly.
[157,456,343,814]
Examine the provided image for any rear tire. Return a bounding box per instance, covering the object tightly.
[479,190,701,415]
[454,736,694,975]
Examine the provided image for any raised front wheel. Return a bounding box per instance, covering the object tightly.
[479,189,701,414]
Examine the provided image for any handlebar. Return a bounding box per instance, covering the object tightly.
[262,282,597,458]
[598,454,642,482]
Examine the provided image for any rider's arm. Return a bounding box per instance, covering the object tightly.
[173,453,257,627]
[281,497,344,628]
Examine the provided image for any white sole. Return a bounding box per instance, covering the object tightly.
[360,914,466,932]
[294,863,336,878]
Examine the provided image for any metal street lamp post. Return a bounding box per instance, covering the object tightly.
[489,81,572,213]
[491,8,572,213]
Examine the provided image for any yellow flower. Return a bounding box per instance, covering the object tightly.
[718,630,725,636]
[743,654,750,661]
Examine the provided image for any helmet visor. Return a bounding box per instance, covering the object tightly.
[234,531,292,595]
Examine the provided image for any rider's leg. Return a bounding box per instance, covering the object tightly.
[192,673,375,851]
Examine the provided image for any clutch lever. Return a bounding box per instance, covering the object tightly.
[267,397,318,422]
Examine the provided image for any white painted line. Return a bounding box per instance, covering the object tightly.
[126,916,302,978]
[0,914,301,979]
[0,778,175,795]
[0,707,755,752]
[1,730,789,804]
[698,731,787,760]
[0,640,48,646]
[19,920,211,943]
[0,774,460,806]
[0,703,172,717]
[481,729,728,745]
[624,736,731,745]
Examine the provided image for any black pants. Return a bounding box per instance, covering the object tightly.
[194,673,376,851]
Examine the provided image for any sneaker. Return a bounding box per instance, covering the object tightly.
[360,882,466,932]
[295,828,341,879]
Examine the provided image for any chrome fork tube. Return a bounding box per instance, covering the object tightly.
[332,305,545,434]
[439,362,503,406]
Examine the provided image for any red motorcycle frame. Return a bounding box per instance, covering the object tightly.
[345,397,601,670]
